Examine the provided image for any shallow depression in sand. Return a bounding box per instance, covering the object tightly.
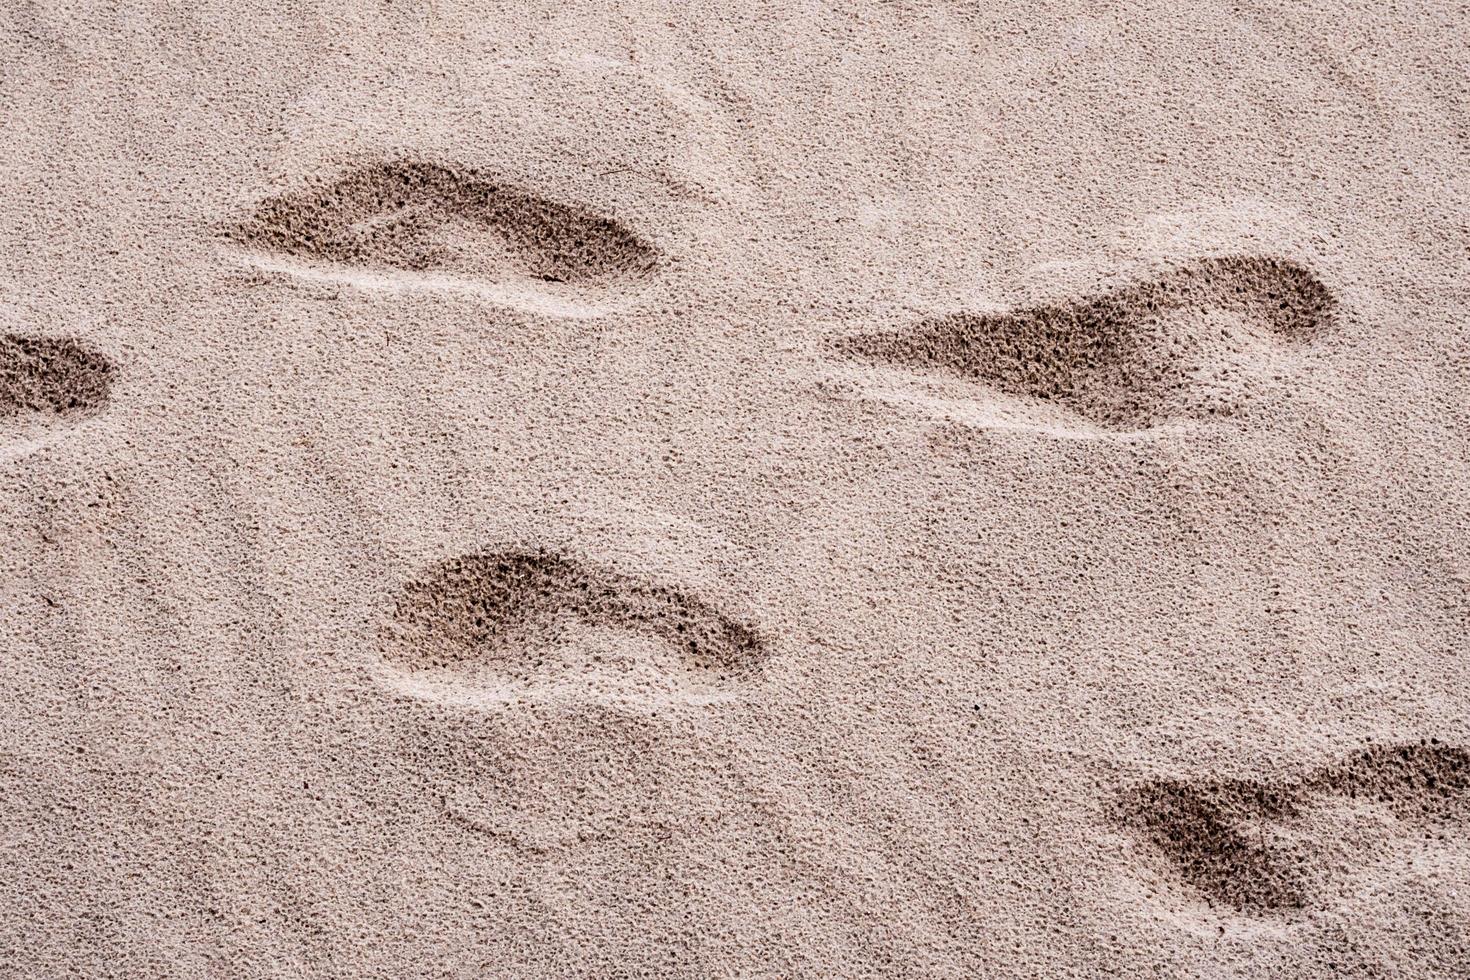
[1114,741,1470,918]
[1,334,115,420]
[834,254,1336,434]
[376,547,770,705]
[0,332,116,458]
[225,160,659,309]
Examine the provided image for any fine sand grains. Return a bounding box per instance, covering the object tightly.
[5,4,1469,975]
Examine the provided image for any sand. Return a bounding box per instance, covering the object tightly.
[2,1,1468,976]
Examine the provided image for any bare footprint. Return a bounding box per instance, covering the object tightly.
[1114,775,1308,913]
[834,255,1335,432]
[224,160,658,306]
[378,547,767,703]
[1116,741,1470,917]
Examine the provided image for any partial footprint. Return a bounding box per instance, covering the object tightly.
[225,161,657,308]
[378,547,767,703]
[1117,740,1470,916]
[1307,742,1470,822]
[1,334,115,447]
[834,255,1335,432]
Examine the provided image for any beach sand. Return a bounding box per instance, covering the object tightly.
[2,1,1469,975]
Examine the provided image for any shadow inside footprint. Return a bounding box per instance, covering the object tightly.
[1,334,115,419]
[383,548,767,688]
[226,161,657,285]
[834,255,1335,431]
[1115,776,1308,913]
[1307,742,1470,822]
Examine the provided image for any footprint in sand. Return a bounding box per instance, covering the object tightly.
[1,334,115,451]
[833,254,1336,434]
[1303,742,1470,822]
[224,160,658,312]
[1115,741,1470,916]
[378,547,768,704]
[1114,774,1310,912]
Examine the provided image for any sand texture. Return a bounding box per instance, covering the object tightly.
[2,1,1469,976]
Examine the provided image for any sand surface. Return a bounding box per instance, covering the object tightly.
[3,2,1469,976]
